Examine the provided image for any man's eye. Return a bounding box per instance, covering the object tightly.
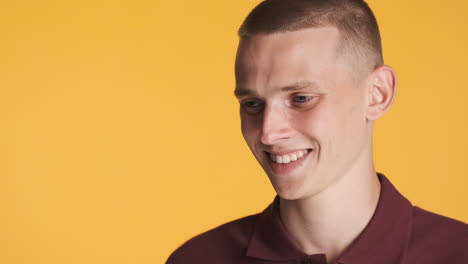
[293,95,313,103]
[244,100,261,107]
[290,95,319,108]
[241,100,264,113]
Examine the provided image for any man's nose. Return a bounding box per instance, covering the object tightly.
[260,104,292,145]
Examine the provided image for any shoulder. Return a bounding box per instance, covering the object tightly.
[406,206,468,263]
[165,213,260,264]
[411,206,468,240]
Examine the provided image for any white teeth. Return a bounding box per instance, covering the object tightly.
[276,155,283,164]
[290,154,297,161]
[269,150,310,164]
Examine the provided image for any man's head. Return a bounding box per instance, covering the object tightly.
[234,0,397,200]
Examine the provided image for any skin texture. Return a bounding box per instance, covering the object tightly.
[235,27,397,263]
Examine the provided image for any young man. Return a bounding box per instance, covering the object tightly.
[167,0,468,263]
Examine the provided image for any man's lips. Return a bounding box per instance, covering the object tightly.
[264,148,312,164]
[261,148,313,175]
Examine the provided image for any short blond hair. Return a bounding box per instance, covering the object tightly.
[238,0,384,72]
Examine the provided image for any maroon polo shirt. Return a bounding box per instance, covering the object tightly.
[166,173,468,264]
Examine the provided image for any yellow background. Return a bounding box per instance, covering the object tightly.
[1,0,467,263]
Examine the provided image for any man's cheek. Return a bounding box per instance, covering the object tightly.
[291,108,327,133]
[240,117,256,140]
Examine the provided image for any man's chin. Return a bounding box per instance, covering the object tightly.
[268,176,308,201]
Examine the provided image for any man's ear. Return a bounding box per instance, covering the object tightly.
[366,65,397,121]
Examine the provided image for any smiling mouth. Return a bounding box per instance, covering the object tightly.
[265,149,312,164]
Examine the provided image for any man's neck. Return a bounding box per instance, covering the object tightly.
[279,167,381,264]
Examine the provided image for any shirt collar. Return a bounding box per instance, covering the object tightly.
[246,173,414,264]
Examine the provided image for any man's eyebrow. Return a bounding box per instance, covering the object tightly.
[233,87,254,97]
[280,81,323,93]
[234,81,323,97]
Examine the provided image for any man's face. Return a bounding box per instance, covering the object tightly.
[235,27,372,200]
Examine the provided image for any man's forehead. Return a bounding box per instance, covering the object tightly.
[235,27,344,95]
[237,27,340,55]
[235,26,341,75]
